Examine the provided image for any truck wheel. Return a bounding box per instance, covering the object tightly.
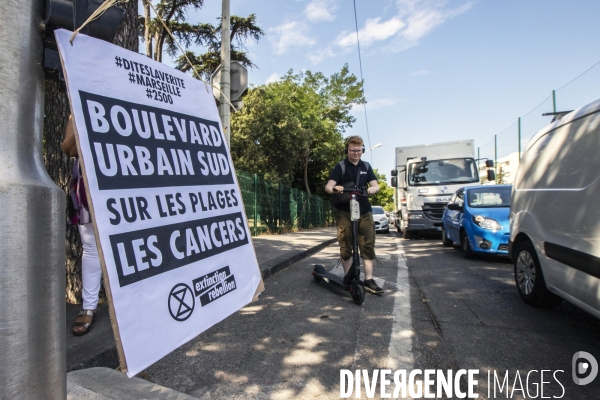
[514,240,562,307]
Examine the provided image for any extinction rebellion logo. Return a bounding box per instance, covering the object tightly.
[193,265,237,306]
[168,266,237,321]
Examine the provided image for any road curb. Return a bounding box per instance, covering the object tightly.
[67,236,338,373]
[259,237,338,280]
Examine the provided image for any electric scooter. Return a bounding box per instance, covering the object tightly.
[312,188,367,305]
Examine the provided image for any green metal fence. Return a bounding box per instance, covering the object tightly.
[478,59,600,172]
[236,170,333,236]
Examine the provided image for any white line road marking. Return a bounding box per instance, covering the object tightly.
[388,238,414,370]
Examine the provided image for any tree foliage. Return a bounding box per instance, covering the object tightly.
[230,87,311,184]
[369,169,395,209]
[496,165,506,184]
[230,65,365,197]
[140,1,263,79]
[174,15,263,80]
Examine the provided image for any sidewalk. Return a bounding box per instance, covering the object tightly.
[66,226,337,390]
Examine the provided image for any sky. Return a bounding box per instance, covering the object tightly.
[160,0,600,182]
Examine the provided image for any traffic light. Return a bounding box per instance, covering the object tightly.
[43,0,126,80]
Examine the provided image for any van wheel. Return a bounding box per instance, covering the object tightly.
[402,229,412,239]
[441,226,453,247]
[460,231,474,259]
[514,241,562,307]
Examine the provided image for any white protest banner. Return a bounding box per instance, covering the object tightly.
[55,29,263,377]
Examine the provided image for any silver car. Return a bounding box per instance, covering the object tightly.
[372,206,390,233]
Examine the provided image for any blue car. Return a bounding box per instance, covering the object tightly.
[441,185,512,258]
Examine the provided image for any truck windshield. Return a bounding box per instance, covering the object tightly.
[408,158,478,186]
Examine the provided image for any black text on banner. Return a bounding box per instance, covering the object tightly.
[79,91,234,190]
[110,212,248,287]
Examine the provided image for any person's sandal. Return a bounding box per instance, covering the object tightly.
[72,309,95,336]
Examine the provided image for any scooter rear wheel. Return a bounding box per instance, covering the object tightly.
[351,284,365,305]
[312,265,326,282]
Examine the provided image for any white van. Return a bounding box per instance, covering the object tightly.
[509,98,600,318]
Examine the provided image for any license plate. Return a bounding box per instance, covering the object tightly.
[436,227,442,231]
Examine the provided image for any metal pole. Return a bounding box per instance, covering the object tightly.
[279,183,283,229]
[477,147,480,178]
[0,0,66,398]
[494,134,498,184]
[219,0,231,147]
[518,117,522,160]
[253,173,257,236]
[552,90,556,113]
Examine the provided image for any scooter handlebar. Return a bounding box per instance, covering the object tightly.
[335,187,369,196]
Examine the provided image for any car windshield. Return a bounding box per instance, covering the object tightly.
[467,186,512,208]
[408,158,479,186]
[372,207,385,214]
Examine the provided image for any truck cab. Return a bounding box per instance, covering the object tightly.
[402,157,479,237]
[391,140,491,239]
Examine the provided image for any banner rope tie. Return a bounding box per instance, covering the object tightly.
[69,0,128,44]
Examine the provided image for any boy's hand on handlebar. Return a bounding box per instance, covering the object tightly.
[367,187,379,195]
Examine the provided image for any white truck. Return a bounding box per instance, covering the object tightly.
[391,140,493,239]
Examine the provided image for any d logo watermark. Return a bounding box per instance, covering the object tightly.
[572,351,598,385]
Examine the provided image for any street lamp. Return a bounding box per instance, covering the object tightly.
[364,143,382,153]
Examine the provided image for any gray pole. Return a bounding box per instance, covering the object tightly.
[0,0,66,398]
[494,134,498,184]
[220,0,231,147]
[518,117,522,160]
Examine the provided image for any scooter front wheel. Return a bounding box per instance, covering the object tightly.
[351,284,365,305]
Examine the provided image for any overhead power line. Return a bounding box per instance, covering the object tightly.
[352,0,373,160]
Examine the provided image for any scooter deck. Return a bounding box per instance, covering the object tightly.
[312,264,365,305]
[313,271,351,289]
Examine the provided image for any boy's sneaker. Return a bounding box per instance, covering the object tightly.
[363,279,383,295]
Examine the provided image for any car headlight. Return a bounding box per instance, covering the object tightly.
[472,215,502,231]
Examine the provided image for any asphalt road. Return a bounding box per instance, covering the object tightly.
[141,232,600,399]
[403,232,600,400]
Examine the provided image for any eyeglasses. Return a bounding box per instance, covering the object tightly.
[348,150,363,154]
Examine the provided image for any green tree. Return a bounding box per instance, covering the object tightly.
[496,165,506,184]
[141,0,208,62]
[292,66,365,196]
[230,87,311,185]
[370,169,394,208]
[230,65,365,197]
[140,1,263,79]
[175,15,264,80]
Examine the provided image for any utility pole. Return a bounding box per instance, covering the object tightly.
[220,0,231,147]
[0,0,66,398]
